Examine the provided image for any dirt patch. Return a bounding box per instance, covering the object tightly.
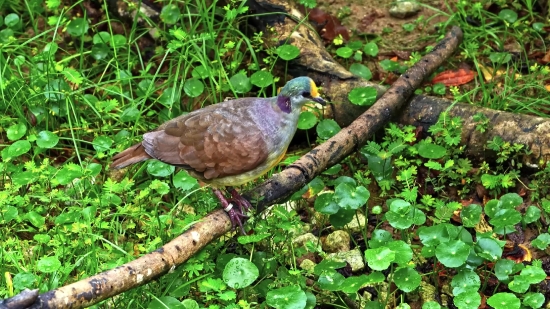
[318,0,455,52]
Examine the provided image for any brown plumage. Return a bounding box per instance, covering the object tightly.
[111,77,326,231]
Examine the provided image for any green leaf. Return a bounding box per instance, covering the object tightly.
[451,269,480,295]
[487,293,520,309]
[184,78,204,97]
[276,45,300,61]
[363,42,379,57]
[229,73,252,93]
[5,13,20,28]
[314,192,339,215]
[334,183,370,210]
[499,193,522,208]
[250,71,274,88]
[66,18,89,36]
[498,9,518,23]
[91,43,110,60]
[173,171,198,191]
[422,301,441,309]
[93,31,111,44]
[393,267,420,292]
[453,291,481,309]
[522,292,545,309]
[435,240,469,267]
[340,275,371,293]
[365,247,394,270]
[531,233,550,250]
[1,206,18,223]
[297,111,318,130]
[35,131,58,149]
[387,240,412,265]
[120,107,140,122]
[62,67,83,85]
[266,286,307,309]
[475,237,503,261]
[316,119,341,139]
[495,258,516,281]
[317,272,345,291]
[192,65,210,79]
[6,123,27,141]
[37,256,61,273]
[369,229,392,249]
[92,136,112,152]
[160,4,181,24]
[349,63,372,80]
[147,161,175,177]
[460,204,481,227]
[523,206,541,224]
[417,143,447,159]
[7,140,31,158]
[12,273,36,290]
[223,257,259,289]
[148,296,185,309]
[336,46,353,58]
[489,209,521,228]
[329,208,355,228]
[348,87,377,106]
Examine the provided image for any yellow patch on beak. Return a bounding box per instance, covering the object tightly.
[310,80,319,98]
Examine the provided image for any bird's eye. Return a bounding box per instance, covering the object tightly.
[302,91,311,97]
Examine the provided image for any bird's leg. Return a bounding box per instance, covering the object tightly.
[228,187,252,213]
[212,188,246,234]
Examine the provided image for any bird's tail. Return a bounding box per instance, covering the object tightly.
[111,143,151,169]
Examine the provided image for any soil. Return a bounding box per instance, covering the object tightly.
[317,0,455,53]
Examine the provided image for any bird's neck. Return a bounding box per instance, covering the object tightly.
[276,95,292,113]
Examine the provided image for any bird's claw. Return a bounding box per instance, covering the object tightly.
[213,189,250,234]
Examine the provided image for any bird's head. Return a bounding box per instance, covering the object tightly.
[276,77,326,113]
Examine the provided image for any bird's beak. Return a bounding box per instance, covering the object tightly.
[311,96,327,105]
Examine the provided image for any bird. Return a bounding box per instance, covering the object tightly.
[111,76,326,232]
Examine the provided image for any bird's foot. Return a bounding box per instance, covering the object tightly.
[229,188,252,213]
[212,189,249,234]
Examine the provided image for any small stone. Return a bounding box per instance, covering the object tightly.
[323,230,350,253]
[389,1,421,19]
[293,233,320,248]
[299,259,317,274]
[327,248,365,272]
[344,213,367,233]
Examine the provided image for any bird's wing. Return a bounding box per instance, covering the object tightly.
[142,108,269,180]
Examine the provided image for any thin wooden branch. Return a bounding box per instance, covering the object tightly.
[245,26,464,212]
[1,211,230,309]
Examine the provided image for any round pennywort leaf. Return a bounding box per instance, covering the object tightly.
[7,123,27,141]
[66,18,89,36]
[348,86,377,106]
[37,256,61,273]
[160,4,181,24]
[297,111,318,130]
[92,136,112,152]
[316,119,340,139]
[266,286,306,309]
[393,267,420,292]
[36,130,59,148]
[184,78,204,98]
[435,240,469,268]
[250,71,274,88]
[223,257,259,289]
[276,44,300,61]
[487,293,520,309]
[349,63,372,80]
[147,160,175,177]
[229,73,252,93]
